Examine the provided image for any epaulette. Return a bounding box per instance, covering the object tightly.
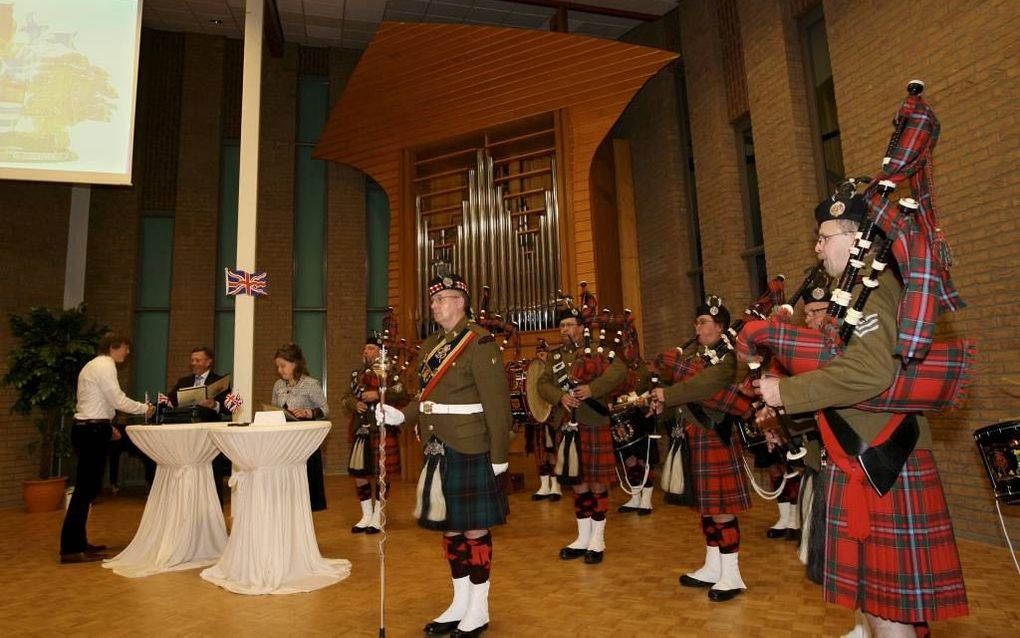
[467,322,494,338]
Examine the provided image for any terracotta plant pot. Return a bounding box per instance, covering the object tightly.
[22,477,67,513]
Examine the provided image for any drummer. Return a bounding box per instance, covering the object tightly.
[529,340,562,502]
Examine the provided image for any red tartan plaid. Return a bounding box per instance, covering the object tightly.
[653,350,752,416]
[823,449,968,623]
[687,423,749,515]
[348,424,401,476]
[578,420,618,485]
[738,319,974,412]
[864,92,964,363]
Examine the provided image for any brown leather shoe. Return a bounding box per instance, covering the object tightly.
[60,551,106,564]
[86,543,107,552]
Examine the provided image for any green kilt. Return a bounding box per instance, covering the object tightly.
[427,445,509,532]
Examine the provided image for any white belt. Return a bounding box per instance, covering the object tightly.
[420,401,484,415]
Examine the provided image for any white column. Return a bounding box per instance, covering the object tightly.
[233,0,264,422]
[63,185,91,309]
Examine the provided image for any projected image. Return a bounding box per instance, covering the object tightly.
[0,0,140,185]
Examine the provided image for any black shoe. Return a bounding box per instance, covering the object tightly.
[617,504,638,513]
[765,527,787,539]
[424,620,460,635]
[450,623,488,637]
[365,526,381,535]
[60,551,105,564]
[785,528,802,542]
[559,546,586,560]
[548,493,562,502]
[708,587,744,602]
[86,543,107,552]
[637,508,652,517]
[679,574,714,588]
[584,550,603,564]
[531,493,551,501]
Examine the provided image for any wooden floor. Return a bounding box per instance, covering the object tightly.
[0,474,1015,637]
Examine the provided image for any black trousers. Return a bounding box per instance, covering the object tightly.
[307,448,327,512]
[60,421,112,554]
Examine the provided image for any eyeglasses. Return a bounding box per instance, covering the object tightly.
[431,294,461,303]
[694,318,716,327]
[815,230,853,245]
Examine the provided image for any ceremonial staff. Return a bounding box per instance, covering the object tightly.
[372,344,391,638]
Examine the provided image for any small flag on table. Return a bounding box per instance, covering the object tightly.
[224,391,243,413]
[225,268,269,297]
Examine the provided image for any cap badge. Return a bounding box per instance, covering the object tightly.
[829,200,846,217]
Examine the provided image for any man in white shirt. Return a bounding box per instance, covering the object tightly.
[60,332,153,564]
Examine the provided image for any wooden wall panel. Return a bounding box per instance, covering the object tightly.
[314,23,677,334]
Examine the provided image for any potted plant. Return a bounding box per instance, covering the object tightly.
[3,305,105,512]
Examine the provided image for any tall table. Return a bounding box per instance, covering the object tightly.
[104,423,227,578]
[201,422,351,594]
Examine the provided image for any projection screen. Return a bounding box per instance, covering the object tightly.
[0,0,142,185]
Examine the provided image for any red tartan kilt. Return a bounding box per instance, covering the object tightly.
[687,423,749,515]
[350,427,401,476]
[578,422,617,485]
[823,449,968,622]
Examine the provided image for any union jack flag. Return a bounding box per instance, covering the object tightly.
[225,268,269,297]
[157,392,173,407]
[224,391,243,413]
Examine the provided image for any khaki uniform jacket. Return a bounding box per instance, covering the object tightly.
[401,318,513,463]
[660,348,735,430]
[340,368,408,427]
[777,268,932,449]
[537,341,628,427]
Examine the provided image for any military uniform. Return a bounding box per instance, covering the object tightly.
[659,298,750,602]
[777,268,968,624]
[538,330,627,565]
[408,273,512,638]
[340,361,408,534]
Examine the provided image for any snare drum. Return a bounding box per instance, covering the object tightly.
[505,360,529,424]
[974,420,1020,505]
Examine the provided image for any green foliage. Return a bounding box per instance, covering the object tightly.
[3,305,106,478]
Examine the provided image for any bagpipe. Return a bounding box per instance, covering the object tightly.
[736,82,974,474]
[652,278,789,425]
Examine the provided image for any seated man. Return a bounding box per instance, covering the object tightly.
[170,346,232,504]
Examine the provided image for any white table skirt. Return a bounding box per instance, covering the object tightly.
[201,422,351,594]
[104,423,227,578]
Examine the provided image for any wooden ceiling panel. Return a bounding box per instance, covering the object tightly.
[314,21,676,320]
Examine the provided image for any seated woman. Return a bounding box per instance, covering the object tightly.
[272,343,329,512]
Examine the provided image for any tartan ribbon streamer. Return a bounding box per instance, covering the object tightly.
[865,93,964,362]
[737,318,975,412]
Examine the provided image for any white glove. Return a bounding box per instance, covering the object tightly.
[375,403,406,426]
[491,462,509,476]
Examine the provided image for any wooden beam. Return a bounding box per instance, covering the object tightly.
[502,0,663,22]
[263,0,284,58]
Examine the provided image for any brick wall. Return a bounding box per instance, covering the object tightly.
[166,35,225,386]
[678,0,753,308]
[0,182,70,505]
[823,0,1020,545]
[325,49,368,478]
[617,13,699,354]
[738,0,820,283]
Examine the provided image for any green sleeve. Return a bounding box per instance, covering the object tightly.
[538,352,568,405]
[661,355,733,407]
[778,269,900,413]
[472,339,513,464]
